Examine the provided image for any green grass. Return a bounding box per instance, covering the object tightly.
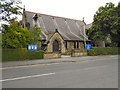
[2,48,44,62]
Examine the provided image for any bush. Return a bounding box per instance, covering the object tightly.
[87,47,119,56]
[2,48,44,62]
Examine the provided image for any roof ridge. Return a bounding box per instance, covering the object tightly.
[25,10,82,22]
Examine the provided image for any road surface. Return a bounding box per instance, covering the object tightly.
[1,55,118,88]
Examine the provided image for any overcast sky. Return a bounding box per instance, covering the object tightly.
[21,0,120,24]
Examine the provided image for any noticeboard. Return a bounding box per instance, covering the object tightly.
[27,44,38,51]
[85,44,91,50]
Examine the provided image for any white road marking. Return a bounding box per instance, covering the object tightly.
[0,73,56,82]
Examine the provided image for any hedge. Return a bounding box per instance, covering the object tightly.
[87,47,119,56]
[2,48,44,62]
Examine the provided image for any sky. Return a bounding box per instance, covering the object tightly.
[21,0,120,24]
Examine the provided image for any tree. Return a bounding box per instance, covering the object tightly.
[0,33,1,46]
[30,24,43,50]
[86,2,120,47]
[110,2,120,47]
[0,1,22,23]
[2,22,32,48]
[30,24,43,44]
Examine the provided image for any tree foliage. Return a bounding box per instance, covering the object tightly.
[30,24,43,44]
[86,2,120,47]
[0,33,1,45]
[0,1,22,23]
[0,1,43,49]
[2,22,32,48]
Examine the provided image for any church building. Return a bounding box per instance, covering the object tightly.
[22,10,90,57]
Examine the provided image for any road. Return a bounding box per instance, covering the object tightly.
[1,55,118,88]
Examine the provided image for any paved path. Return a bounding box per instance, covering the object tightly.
[1,55,118,88]
[1,55,118,67]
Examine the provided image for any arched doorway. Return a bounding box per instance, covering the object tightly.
[53,40,60,52]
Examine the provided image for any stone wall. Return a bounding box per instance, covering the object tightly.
[67,41,74,52]
[66,41,85,53]
[72,52,87,57]
[44,52,61,59]
[71,49,87,57]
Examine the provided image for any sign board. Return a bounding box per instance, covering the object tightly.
[28,44,38,51]
[85,44,91,50]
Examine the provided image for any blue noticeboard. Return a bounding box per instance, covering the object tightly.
[85,44,91,50]
[28,44,38,51]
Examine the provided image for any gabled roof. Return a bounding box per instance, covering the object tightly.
[44,29,65,45]
[24,10,89,41]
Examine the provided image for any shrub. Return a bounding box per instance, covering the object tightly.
[2,48,44,62]
[87,47,119,56]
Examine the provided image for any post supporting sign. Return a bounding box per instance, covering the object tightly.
[28,44,38,51]
[85,44,91,50]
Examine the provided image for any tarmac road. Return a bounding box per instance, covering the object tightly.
[1,55,118,88]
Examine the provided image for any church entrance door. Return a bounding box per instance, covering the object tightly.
[53,40,59,52]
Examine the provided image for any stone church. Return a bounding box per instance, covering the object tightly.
[22,10,90,57]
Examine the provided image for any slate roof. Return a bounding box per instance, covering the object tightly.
[24,10,89,41]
